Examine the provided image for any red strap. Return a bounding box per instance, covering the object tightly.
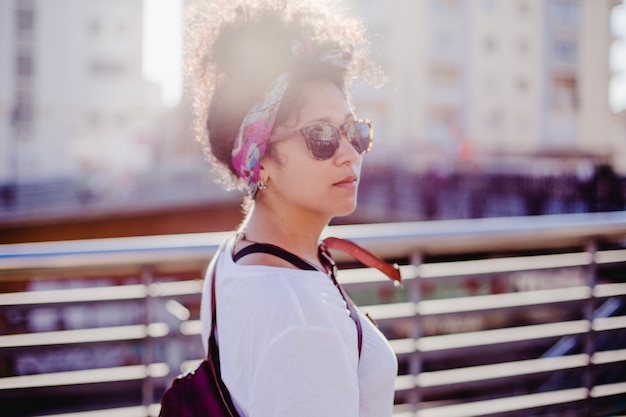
[322,237,402,283]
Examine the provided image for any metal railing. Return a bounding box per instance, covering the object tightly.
[1,212,626,417]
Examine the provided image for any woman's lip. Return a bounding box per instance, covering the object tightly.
[334,176,358,186]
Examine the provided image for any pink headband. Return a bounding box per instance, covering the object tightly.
[231,40,353,196]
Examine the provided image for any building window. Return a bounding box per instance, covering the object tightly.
[16,9,34,31]
[433,31,452,51]
[16,54,33,76]
[12,99,32,127]
[428,107,459,143]
[431,64,459,87]
[552,76,578,109]
[554,40,577,62]
[554,0,580,25]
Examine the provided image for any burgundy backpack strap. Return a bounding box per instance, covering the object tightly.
[322,237,401,283]
[208,246,239,416]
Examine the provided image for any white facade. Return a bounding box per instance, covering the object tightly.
[351,0,624,170]
[1,0,623,186]
[0,0,164,185]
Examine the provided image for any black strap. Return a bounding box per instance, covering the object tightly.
[233,243,317,271]
[233,241,363,359]
[319,244,364,358]
[208,244,238,417]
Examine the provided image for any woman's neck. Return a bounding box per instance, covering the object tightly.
[239,200,329,266]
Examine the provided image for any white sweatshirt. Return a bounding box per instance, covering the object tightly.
[200,236,398,417]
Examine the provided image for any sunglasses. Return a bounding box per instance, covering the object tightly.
[269,119,373,160]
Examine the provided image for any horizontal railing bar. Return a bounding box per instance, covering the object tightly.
[180,319,202,336]
[394,354,592,393]
[0,280,203,307]
[0,232,229,271]
[419,252,591,280]
[594,282,626,297]
[416,354,589,388]
[328,212,626,258]
[374,321,595,358]
[591,381,626,398]
[418,320,590,353]
[0,363,169,390]
[416,287,590,315]
[150,280,203,297]
[179,359,204,374]
[345,248,626,287]
[360,302,415,321]
[414,387,589,417]
[0,278,621,315]
[362,285,601,320]
[592,348,626,365]
[389,338,415,356]
[394,374,415,392]
[0,323,169,348]
[592,315,626,332]
[0,284,147,306]
[341,249,624,286]
[338,265,418,286]
[2,212,626,272]
[392,410,415,417]
[36,404,162,417]
[596,249,626,264]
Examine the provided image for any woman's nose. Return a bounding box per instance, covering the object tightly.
[335,133,360,164]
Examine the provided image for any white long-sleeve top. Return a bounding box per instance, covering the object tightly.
[200,236,398,417]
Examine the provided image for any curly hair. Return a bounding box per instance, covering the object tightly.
[184,0,383,191]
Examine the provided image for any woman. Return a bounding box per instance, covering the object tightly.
[187,1,398,415]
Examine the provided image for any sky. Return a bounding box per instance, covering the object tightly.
[610,0,626,113]
[142,0,183,108]
[143,0,626,113]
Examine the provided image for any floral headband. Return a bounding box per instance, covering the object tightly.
[231,39,353,196]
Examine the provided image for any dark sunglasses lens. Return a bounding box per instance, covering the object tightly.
[305,124,341,159]
[347,121,371,154]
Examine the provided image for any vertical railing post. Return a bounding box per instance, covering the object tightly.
[408,251,423,415]
[583,240,598,415]
[142,267,155,416]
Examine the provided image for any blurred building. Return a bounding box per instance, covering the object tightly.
[351,0,625,172]
[0,0,165,186]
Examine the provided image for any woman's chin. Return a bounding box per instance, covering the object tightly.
[333,200,358,218]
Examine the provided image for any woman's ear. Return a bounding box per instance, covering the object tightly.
[258,161,269,184]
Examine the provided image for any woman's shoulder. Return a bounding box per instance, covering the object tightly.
[222,261,319,303]
[218,260,333,325]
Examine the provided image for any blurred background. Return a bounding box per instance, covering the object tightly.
[1,1,626,417]
[0,0,625,243]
